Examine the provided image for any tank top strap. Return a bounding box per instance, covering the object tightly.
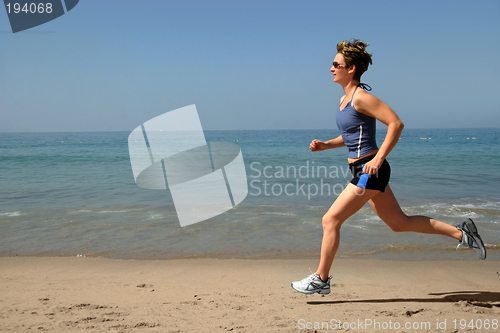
[350,83,373,104]
[339,95,346,106]
[341,83,372,106]
[358,83,372,91]
[349,87,359,103]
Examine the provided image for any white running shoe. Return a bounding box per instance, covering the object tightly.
[291,272,331,295]
[456,218,487,260]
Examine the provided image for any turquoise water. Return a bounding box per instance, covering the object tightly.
[1,128,499,260]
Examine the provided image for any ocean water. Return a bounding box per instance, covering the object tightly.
[1,128,499,261]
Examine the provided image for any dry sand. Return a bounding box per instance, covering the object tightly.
[0,256,499,332]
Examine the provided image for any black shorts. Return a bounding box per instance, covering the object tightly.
[349,155,391,192]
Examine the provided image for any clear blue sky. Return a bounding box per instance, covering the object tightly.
[1,0,499,132]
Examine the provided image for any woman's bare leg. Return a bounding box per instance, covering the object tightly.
[316,183,379,281]
[316,184,462,282]
[368,185,462,239]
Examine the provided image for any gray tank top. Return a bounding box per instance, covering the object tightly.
[336,84,378,159]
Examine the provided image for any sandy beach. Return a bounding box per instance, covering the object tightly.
[0,256,498,332]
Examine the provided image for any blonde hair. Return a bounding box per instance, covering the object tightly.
[336,39,372,81]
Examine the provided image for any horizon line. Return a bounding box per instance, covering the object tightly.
[1,127,499,134]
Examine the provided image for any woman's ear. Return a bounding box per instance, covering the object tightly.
[347,64,356,75]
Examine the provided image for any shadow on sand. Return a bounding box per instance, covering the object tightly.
[307,291,500,308]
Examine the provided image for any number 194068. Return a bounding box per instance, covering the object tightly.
[453,319,498,330]
[6,2,53,14]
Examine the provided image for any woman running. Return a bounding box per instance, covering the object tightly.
[291,39,486,295]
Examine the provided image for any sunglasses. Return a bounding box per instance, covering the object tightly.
[332,62,345,69]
